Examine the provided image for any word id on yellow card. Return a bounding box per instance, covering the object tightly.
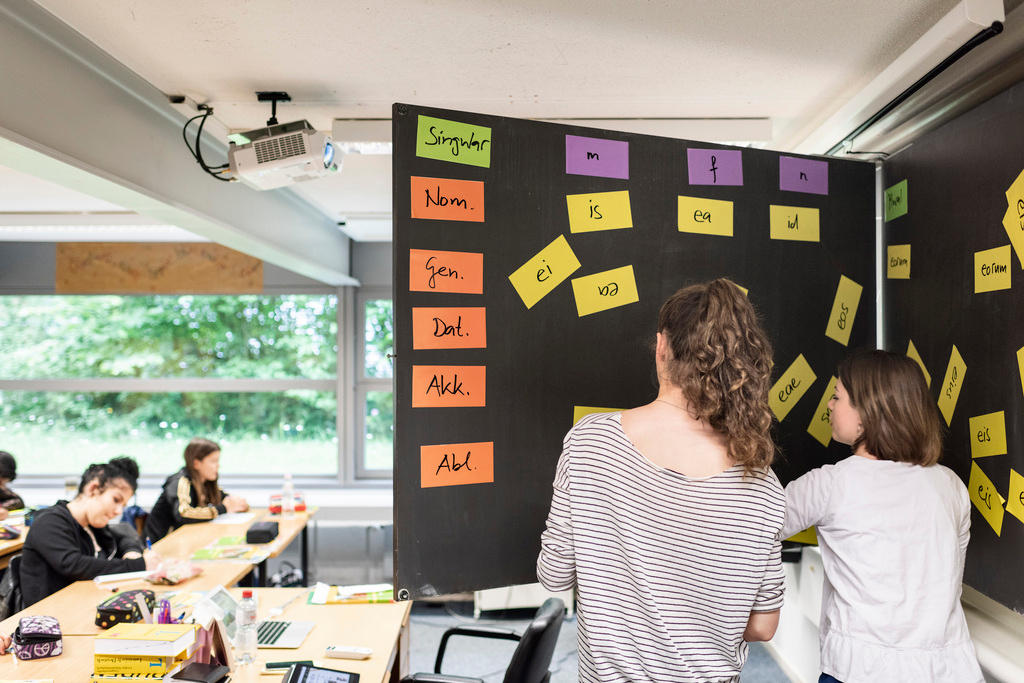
[887,244,910,279]
[969,461,1005,536]
[769,354,816,422]
[571,265,639,317]
[566,190,633,233]
[572,406,622,425]
[937,345,966,426]
[974,245,1011,293]
[677,196,733,237]
[1006,469,1024,526]
[969,411,1007,459]
[906,339,930,386]
[769,205,819,242]
[807,376,837,447]
[825,275,862,346]
[508,235,581,309]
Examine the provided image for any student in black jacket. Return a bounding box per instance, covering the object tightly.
[0,450,24,520]
[20,456,159,607]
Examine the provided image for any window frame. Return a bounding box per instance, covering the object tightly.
[353,286,394,480]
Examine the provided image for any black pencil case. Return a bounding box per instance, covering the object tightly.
[245,520,279,544]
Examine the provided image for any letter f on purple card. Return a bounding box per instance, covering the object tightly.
[687,148,743,186]
[566,135,629,179]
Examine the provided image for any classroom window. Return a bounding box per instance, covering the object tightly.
[356,294,393,477]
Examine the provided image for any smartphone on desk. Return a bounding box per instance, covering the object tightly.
[283,662,361,683]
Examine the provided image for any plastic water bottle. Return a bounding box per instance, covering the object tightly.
[235,590,258,664]
[282,473,295,518]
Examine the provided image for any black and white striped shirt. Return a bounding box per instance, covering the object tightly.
[537,412,785,682]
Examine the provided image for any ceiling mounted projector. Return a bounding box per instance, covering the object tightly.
[227,119,339,191]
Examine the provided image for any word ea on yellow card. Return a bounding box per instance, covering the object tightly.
[887,244,910,279]
[769,354,817,422]
[885,179,908,221]
[508,235,581,309]
[1006,469,1024,527]
[416,115,491,167]
[937,345,966,426]
[571,265,640,317]
[769,205,820,242]
[807,376,838,447]
[969,411,1007,459]
[1003,168,1024,268]
[566,190,633,233]
[825,275,862,346]
[677,196,734,237]
[573,406,622,425]
[974,245,1011,293]
[785,527,818,545]
[906,339,931,387]
[420,441,494,489]
[968,461,1005,536]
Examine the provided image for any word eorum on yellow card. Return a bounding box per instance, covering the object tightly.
[769,354,817,421]
[566,190,633,233]
[906,339,931,386]
[508,235,581,309]
[677,196,734,237]
[807,376,838,447]
[969,461,1005,536]
[825,275,862,346]
[572,406,622,425]
[974,245,1012,293]
[1007,469,1024,526]
[571,265,639,317]
[769,205,820,242]
[937,345,966,426]
[1003,168,1024,268]
[969,411,1007,459]
[887,244,910,279]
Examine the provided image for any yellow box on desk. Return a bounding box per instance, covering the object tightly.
[94,623,197,657]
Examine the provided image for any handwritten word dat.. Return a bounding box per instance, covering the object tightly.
[433,316,466,338]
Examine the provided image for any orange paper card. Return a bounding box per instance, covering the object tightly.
[420,441,494,488]
[411,365,486,407]
[412,307,487,349]
[409,249,483,293]
[410,176,485,221]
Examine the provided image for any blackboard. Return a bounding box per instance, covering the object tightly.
[392,103,874,600]
[883,77,1024,614]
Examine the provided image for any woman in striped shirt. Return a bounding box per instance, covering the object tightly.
[538,279,785,682]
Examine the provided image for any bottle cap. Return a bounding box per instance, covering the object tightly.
[242,590,253,599]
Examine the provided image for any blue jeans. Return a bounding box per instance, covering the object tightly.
[818,675,843,683]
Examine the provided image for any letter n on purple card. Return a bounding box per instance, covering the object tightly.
[780,156,828,195]
[566,135,629,179]
[687,149,742,186]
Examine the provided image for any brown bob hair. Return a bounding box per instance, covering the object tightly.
[184,437,223,507]
[658,278,775,472]
[837,349,942,466]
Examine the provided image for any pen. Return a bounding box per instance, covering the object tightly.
[145,536,152,550]
[265,660,314,669]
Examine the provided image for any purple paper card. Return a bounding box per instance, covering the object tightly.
[779,156,828,195]
[687,149,742,186]
[565,135,629,179]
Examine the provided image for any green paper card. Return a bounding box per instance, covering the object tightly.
[416,115,492,167]
[885,179,908,221]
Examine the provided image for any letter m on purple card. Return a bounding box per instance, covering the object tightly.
[779,156,829,195]
[566,135,629,179]
[687,148,743,186]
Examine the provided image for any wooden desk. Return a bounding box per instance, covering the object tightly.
[0,524,26,571]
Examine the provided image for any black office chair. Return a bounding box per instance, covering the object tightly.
[0,554,23,619]
[402,597,566,683]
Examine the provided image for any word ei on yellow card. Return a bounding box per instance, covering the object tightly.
[508,235,581,309]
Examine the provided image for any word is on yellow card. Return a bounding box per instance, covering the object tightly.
[566,190,633,233]
[677,196,734,237]
[937,345,966,426]
[968,461,1005,536]
[769,354,817,422]
[969,411,1007,459]
[769,205,820,242]
[573,406,622,425]
[508,235,581,309]
[974,245,1011,293]
[807,376,838,447]
[825,275,862,346]
[906,339,931,387]
[1003,168,1024,268]
[571,265,640,317]
[887,244,910,279]
[1006,469,1024,526]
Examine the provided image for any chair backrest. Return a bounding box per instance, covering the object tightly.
[502,597,565,683]
[0,553,23,619]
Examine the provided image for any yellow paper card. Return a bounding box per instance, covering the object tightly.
[1006,469,1024,526]
[969,411,1007,459]
[769,205,820,242]
[769,354,817,422]
[974,245,1011,293]
[734,283,748,295]
[677,196,734,237]
[785,527,818,545]
[807,376,838,447]
[508,235,581,309]
[968,461,1005,536]
[906,339,930,387]
[1003,168,1024,268]
[937,345,966,426]
[1018,345,1024,399]
[824,275,862,346]
[887,244,910,279]
[572,405,622,425]
[571,265,640,317]
[566,190,633,233]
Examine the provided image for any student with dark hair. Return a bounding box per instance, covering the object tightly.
[19,456,160,607]
[0,450,24,518]
[782,350,983,683]
[144,437,249,543]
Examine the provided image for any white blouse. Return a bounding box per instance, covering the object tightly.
[781,455,983,683]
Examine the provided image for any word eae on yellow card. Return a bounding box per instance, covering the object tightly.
[769,354,816,422]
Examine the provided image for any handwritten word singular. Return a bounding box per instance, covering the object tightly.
[426,373,467,397]
[422,126,491,157]
[435,451,473,476]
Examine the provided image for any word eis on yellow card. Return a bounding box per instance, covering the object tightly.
[769,354,817,422]
[974,245,1011,293]
[769,205,820,242]
[825,275,862,346]
[968,461,1005,536]
[937,345,966,426]
[807,376,838,447]
[566,190,633,233]
[508,235,581,309]
[906,339,931,387]
[969,411,1007,459]
[571,265,640,317]
[887,244,910,279]
[1006,469,1024,526]
[677,196,734,237]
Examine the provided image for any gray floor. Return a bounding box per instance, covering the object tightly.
[408,601,792,682]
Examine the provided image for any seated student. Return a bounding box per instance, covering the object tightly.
[0,451,24,516]
[144,437,249,543]
[20,456,159,607]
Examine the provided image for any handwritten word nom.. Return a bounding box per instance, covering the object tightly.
[422,126,491,157]
[778,378,801,402]
[426,373,467,397]
[433,316,467,338]
[836,302,850,330]
[977,427,991,443]
[889,255,909,268]
[598,282,619,296]
[945,366,959,400]
[424,256,463,289]
[980,262,1007,276]
[424,185,473,211]
[435,450,473,476]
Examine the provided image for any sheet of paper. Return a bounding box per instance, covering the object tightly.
[415,114,491,167]
[411,365,486,408]
[974,245,1011,293]
[565,135,629,179]
[420,441,494,488]
[412,306,486,350]
[677,195,734,237]
[1006,469,1024,527]
[508,235,581,309]
[211,512,255,525]
[885,179,908,221]
[968,461,1005,536]
[1003,168,1024,267]
[906,339,931,387]
[807,376,838,447]
[887,244,910,279]
[937,345,966,426]
[410,176,484,222]
[824,275,862,346]
[571,265,640,317]
[769,205,820,242]
[687,148,742,185]
[409,249,483,294]
[566,190,633,233]
[94,570,150,584]
[572,405,622,425]
[779,156,828,195]
[969,411,1007,459]
[769,354,817,422]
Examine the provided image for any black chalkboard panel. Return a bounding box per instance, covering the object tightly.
[393,103,874,599]
[883,78,1024,614]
